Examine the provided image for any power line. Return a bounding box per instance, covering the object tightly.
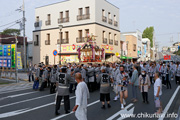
[0,18,22,28]
[156,32,180,36]
[0,23,19,32]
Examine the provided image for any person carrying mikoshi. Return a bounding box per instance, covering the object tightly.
[97,69,113,109]
[116,65,130,110]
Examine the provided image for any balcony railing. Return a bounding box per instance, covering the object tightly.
[102,38,107,44]
[102,16,107,22]
[57,39,69,44]
[108,19,112,25]
[114,40,118,46]
[77,14,90,21]
[58,17,69,23]
[45,20,51,25]
[34,22,39,27]
[109,39,113,45]
[45,40,50,45]
[76,37,86,43]
[114,21,118,27]
[34,41,39,46]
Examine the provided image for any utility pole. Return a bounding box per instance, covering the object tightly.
[15,36,19,83]
[22,0,26,69]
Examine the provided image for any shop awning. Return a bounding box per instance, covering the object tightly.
[119,56,132,59]
[58,52,78,55]
[105,53,115,56]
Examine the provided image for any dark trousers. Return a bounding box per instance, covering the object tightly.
[47,78,50,87]
[166,75,171,89]
[50,82,56,94]
[142,92,148,102]
[88,82,96,92]
[29,74,34,82]
[69,83,77,93]
[55,95,70,113]
[162,76,166,85]
[175,76,180,85]
[33,80,39,90]
[150,77,153,84]
[39,81,46,91]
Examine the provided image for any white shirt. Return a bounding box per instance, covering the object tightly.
[154,78,162,96]
[75,81,90,108]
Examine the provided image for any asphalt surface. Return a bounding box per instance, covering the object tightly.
[0,80,179,120]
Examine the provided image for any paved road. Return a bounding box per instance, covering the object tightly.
[0,80,179,120]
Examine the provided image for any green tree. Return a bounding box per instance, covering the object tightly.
[0,29,21,36]
[142,27,154,48]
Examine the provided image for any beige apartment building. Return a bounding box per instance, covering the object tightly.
[33,0,122,65]
[125,35,138,58]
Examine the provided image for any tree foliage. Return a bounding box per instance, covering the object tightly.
[0,29,21,36]
[142,27,154,48]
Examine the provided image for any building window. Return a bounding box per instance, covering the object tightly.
[114,34,117,40]
[66,10,69,18]
[46,14,51,25]
[133,44,136,51]
[34,35,39,46]
[108,12,112,25]
[35,16,39,27]
[61,31,69,44]
[102,9,105,16]
[60,12,63,19]
[108,12,111,19]
[79,8,83,16]
[114,34,118,45]
[77,7,90,21]
[85,29,89,37]
[109,32,113,45]
[65,32,69,40]
[102,9,107,22]
[77,30,84,43]
[79,30,82,38]
[85,7,90,15]
[102,31,107,44]
[58,11,69,23]
[114,15,116,21]
[36,16,39,22]
[45,34,50,45]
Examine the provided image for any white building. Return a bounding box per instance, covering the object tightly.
[170,46,178,53]
[33,0,122,65]
[162,46,168,52]
[142,38,151,61]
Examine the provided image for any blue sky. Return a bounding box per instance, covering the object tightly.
[0,0,180,50]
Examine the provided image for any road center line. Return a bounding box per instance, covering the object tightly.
[51,100,100,120]
[158,86,180,120]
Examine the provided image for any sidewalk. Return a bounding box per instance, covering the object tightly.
[0,78,33,93]
[0,72,29,81]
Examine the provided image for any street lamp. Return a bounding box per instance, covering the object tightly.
[59,25,63,65]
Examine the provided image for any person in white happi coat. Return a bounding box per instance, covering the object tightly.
[73,73,90,120]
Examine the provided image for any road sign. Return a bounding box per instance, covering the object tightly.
[53,50,58,56]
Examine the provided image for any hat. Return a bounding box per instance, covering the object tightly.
[83,65,87,68]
